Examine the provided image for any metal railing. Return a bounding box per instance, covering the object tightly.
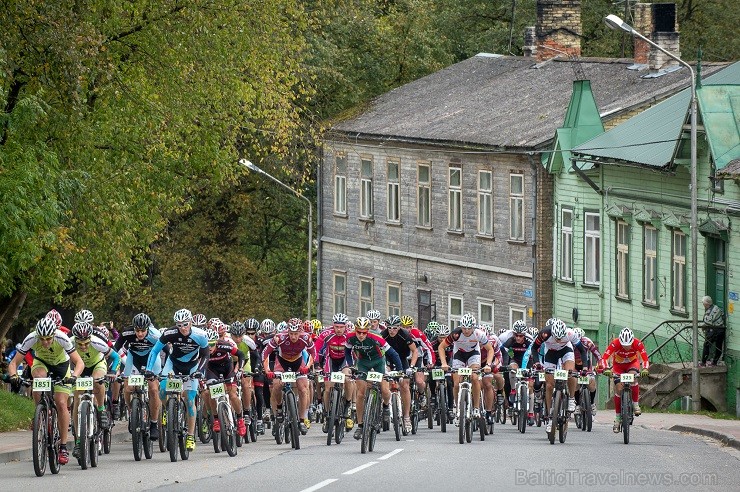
[641,319,713,369]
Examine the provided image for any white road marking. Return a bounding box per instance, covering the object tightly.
[342,461,379,475]
[299,478,338,492]
[378,448,403,460]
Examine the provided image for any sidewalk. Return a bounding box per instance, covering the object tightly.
[636,412,740,450]
[0,422,130,463]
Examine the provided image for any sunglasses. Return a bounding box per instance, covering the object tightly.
[134,327,148,333]
[38,336,54,342]
[176,322,190,328]
[388,326,400,330]
[246,331,257,336]
[77,339,91,347]
[355,330,369,335]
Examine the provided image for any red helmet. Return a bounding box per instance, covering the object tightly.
[45,309,63,328]
[287,318,303,332]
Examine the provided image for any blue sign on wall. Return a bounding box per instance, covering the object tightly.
[523,289,533,298]
[729,292,738,301]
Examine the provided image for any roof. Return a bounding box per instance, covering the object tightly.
[697,85,740,170]
[571,62,740,168]
[329,54,726,150]
[717,158,740,177]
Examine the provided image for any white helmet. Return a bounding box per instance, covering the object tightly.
[512,320,527,334]
[619,327,634,346]
[437,324,451,337]
[74,309,94,324]
[174,308,193,323]
[573,327,585,338]
[460,313,476,329]
[551,319,567,339]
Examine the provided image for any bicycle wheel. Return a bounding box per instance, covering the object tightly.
[411,399,419,435]
[286,391,300,450]
[438,384,447,433]
[326,390,336,446]
[167,398,179,462]
[197,397,211,444]
[426,385,434,429]
[581,389,592,432]
[361,390,376,454]
[178,399,189,460]
[219,403,237,457]
[47,405,61,475]
[335,398,345,445]
[249,394,258,442]
[158,406,167,453]
[235,409,243,448]
[458,389,468,444]
[32,403,48,477]
[549,391,560,445]
[558,396,568,443]
[621,388,631,445]
[78,401,91,470]
[500,397,507,424]
[391,393,401,441]
[212,410,222,453]
[103,408,112,455]
[478,404,486,441]
[518,384,528,434]
[369,392,380,452]
[90,412,99,468]
[142,401,153,459]
[132,397,143,461]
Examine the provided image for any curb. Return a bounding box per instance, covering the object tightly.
[669,424,740,451]
[0,427,130,464]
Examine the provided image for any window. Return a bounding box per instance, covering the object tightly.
[360,157,373,219]
[509,173,524,240]
[478,300,494,326]
[616,221,630,298]
[509,306,526,327]
[387,282,401,317]
[333,272,346,314]
[448,295,463,330]
[334,154,347,214]
[643,225,658,305]
[478,170,493,236]
[359,277,374,315]
[417,163,431,227]
[584,212,600,286]
[387,159,400,222]
[448,166,462,231]
[671,230,687,312]
[560,208,573,281]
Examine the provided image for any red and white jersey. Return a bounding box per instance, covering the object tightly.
[407,327,436,364]
[601,338,648,366]
[262,332,316,362]
[480,333,502,366]
[444,328,489,354]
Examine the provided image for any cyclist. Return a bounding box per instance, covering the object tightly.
[144,308,210,451]
[45,309,71,336]
[437,313,494,424]
[366,309,385,335]
[382,315,419,433]
[7,318,84,465]
[572,327,600,416]
[430,323,455,421]
[262,318,316,435]
[499,320,535,425]
[231,319,259,430]
[203,325,248,437]
[315,313,355,432]
[400,315,435,409]
[598,327,650,432]
[258,318,277,428]
[346,317,403,440]
[114,313,163,440]
[477,324,504,424]
[522,318,587,434]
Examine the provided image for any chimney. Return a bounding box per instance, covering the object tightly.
[523,26,537,57]
[633,3,680,70]
[536,0,582,61]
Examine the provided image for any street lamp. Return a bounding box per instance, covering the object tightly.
[604,14,700,410]
[239,159,313,320]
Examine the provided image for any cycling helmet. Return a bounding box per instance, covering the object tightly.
[544,317,557,329]
[437,324,451,337]
[497,326,507,336]
[355,317,371,332]
[551,319,567,339]
[36,318,57,337]
[97,325,109,339]
[192,313,207,327]
[230,321,245,336]
[573,327,585,338]
[618,327,634,346]
[460,313,476,329]
[287,318,303,332]
[72,322,93,340]
[245,318,260,332]
[332,313,349,325]
[174,309,193,323]
[45,309,63,328]
[133,313,151,330]
[311,319,323,335]
[387,315,401,327]
[366,309,381,321]
[400,315,414,327]
[426,321,440,335]
[207,317,221,329]
[205,328,219,346]
[512,320,527,334]
[213,320,227,335]
[276,321,288,333]
[74,309,94,324]
[528,326,539,337]
[261,318,276,335]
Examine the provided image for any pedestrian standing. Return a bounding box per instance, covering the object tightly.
[700,296,725,366]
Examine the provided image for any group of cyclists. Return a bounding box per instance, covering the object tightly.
[5,305,651,471]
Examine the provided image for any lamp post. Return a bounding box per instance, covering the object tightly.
[604,14,700,411]
[239,159,313,320]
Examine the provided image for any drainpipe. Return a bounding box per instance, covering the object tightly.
[529,153,538,324]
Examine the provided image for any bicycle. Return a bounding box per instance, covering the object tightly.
[453,367,484,444]
[24,376,65,477]
[408,368,422,435]
[207,377,237,457]
[385,371,405,441]
[240,371,258,443]
[74,376,105,469]
[606,369,641,444]
[100,376,115,455]
[494,386,506,425]
[127,373,153,461]
[511,367,531,434]
[324,371,350,445]
[546,368,576,445]
[157,404,168,453]
[357,370,384,454]
[159,373,200,462]
[272,371,301,450]
[574,369,595,433]
[532,369,546,427]
[430,368,450,433]
[196,388,213,444]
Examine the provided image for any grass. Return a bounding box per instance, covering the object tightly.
[642,406,740,420]
[0,388,35,432]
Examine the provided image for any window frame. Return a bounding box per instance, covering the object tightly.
[616,220,630,299]
[334,153,347,215]
[448,165,462,232]
[417,162,432,227]
[387,159,401,223]
[448,295,463,330]
[560,207,573,281]
[509,173,524,241]
[359,277,374,316]
[360,156,374,219]
[643,225,658,305]
[477,170,493,236]
[671,229,687,312]
[333,271,347,314]
[584,211,601,286]
[478,299,494,326]
[509,305,526,327]
[387,281,402,318]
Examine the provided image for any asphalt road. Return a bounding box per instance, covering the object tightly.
[2,415,739,491]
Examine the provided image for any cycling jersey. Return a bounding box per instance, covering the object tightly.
[207,337,244,383]
[73,334,119,372]
[498,329,534,366]
[444,328,489,354]
[262,332,316,363]
[146,326,210,374]
[232,335,256,372]
[344,332,403,370]
[17,330,75,366]
[114,326,161,375]
[574,336,601,368]
[407,327,436,365]
[381,328,416,368]
[479,333,503,367]
[600,338,648,367]
[522,326,587,368]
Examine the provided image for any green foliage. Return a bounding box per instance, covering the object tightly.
[0,389,35,432]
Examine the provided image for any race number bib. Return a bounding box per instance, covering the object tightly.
[330,372,345,383]
[33,378,52,392]
[166,378,183,392]
[281,372,297,383]
[366,371,383,382]
[578,376,590,385]
[516,369,524,378]
[620,373,635,383]
[431,368,445,380]
[128,375,145,387]
[554,369,568,381]
[458,368,473,376]
[386,371,402,378]
[209,382,226,399]
[75,377,94,391]
[537,372,546,382]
